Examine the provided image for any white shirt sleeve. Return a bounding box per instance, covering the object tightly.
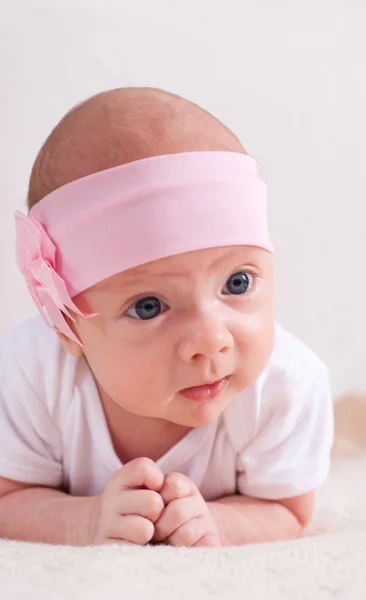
[235,352,334,500]
[0,322,63,487]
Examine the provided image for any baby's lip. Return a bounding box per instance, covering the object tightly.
[183,374,231,387]
[179,376,230,401]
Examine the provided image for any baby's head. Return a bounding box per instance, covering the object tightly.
[18,88,274,428]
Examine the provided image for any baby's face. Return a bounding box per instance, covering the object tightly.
[72,245,274,428]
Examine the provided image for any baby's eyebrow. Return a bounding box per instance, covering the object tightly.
[96,248,257,293]
[95,268,179,293]
[122,269,193,284]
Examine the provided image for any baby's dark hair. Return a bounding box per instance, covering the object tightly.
[27,87,245,211]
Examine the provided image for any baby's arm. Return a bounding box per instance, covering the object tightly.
[0,459,165,545]
[0,476,94,545]
[152,472,312,547]
[207,492,313,545]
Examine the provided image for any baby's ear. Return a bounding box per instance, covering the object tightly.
[57,332,83,357]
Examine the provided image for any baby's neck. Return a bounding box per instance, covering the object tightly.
[99,390,191,464]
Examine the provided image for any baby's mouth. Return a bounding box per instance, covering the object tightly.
[179,377,229,402]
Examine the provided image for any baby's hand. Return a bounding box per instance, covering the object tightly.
[153,473,221,547]
[89,458,165,545]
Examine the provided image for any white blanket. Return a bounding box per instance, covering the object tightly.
[1,453,365,599]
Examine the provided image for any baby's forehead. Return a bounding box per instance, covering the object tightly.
[91,246,266,294]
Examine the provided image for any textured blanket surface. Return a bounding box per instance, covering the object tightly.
[0,454,366,599]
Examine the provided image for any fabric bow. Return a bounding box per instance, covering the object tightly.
[15,211,85,345]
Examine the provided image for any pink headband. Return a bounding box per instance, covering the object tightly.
[15,151,273,344]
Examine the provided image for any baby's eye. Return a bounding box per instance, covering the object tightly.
[125,296,168,320]
[222,271,254,295]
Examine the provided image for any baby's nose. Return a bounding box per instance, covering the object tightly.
[177,312,234,363]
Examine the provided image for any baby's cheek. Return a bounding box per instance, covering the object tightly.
[236,317,274,382]
[96,346,168,409]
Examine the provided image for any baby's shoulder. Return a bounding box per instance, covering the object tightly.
[262,322,329,396]
[1,316,63,371]
[0,317,79,410]
[232,322,328,407]
[223,323,330,450]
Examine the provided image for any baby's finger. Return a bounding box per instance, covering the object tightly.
[154,495,201,542]
[193,532,221,547]
[108,458,164,494]
[166,516,208,547]
[117,489,164,523]
[105,515,154,545]
[160,472,195,504]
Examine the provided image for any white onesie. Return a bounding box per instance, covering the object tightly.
[0,317,333,501]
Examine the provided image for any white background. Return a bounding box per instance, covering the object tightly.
[1,1,365,397]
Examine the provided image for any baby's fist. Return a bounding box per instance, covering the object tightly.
[153,473,221,547]
[89,457,164,545]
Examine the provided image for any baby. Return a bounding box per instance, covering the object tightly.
[0,88,333,547]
